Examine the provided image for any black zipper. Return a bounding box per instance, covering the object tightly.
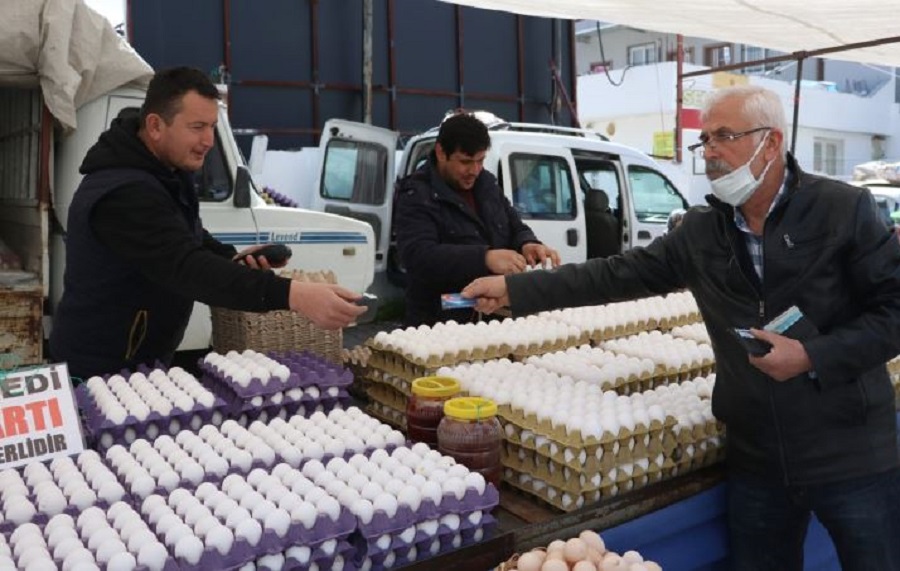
[724,210,791,486]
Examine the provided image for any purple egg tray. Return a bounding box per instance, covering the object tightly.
[278,538,356,571]
[198,351,353,402]
[268,351,353,389]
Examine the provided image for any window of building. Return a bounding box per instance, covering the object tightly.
[510,154,576,220]
[704,44,733,68]
[628,42,658,67]
[742,45,766,74]
[813,138,844,176]
[320,139,388,205]
[667,47,695,64]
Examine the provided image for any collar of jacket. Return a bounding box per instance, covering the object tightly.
[705,152,804,217]
[424,153,490,229]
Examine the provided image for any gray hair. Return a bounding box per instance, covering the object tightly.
[701,85,787,141]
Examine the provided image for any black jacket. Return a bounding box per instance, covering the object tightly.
[507,155,900,486]
[395,156,539,326]
[50,116,292,378]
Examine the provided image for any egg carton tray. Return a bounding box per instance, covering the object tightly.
[269,350,354,389]
[198,352,352,401]
[274,538,355,571]
[76,380,229,449]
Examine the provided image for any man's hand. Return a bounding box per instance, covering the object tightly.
[461,275,509,315]
[288,282,366,329]
[747,328,813,382]
[485,249,527,275]
[521,243,561,269]
[232,244,289,270]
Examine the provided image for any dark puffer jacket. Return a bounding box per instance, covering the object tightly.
[394,156,539,326]
[50,115,292,379]
[507,155,900,486]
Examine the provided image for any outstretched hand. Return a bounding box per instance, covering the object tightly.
[522,243,561,269]
[288,282,366,329]
[461,275,509,315]
[747,328,813,382]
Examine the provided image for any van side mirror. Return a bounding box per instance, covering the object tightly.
[233,166,252,208]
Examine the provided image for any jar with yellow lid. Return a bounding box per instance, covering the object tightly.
[406,376,461,448]
[437,397,502,488]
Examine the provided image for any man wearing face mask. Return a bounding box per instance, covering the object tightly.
[461,85,900,570]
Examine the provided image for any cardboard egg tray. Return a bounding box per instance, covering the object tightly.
[365,402,407,431]
[500,440,668,495]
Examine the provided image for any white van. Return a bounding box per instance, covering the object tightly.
[310,115,689,289]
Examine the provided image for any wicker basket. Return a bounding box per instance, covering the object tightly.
[210,270,343,364]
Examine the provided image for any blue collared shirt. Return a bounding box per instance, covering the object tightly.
[733,174,788,280]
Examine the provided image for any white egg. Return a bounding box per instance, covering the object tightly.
[350,499,374,525]
[136,542,169,571]
[234,519,263,546]
[204,525,234,555]
[174,535,204,565]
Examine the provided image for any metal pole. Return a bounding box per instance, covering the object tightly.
[363,0,373,124]
[675,34,684,164]
[791,58,803,156]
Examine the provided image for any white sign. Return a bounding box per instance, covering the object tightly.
[0,362,85,469]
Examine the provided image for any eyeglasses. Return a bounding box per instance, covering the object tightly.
[688,127,771,155]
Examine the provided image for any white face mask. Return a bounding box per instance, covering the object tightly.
[709,134,773,207]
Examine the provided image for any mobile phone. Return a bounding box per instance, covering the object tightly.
[250,244,292,265]
[355,292,379,320]
[732,328,772,356]
[441,293,477,310]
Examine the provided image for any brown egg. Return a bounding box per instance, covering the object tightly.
[564,538,589,563]
[548,539,567,553]
[579,530,607,554]
[573,561,598,571]
[516,551,544,571]
[541,559,569,571]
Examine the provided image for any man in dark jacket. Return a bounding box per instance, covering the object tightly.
[394,113,559,326]
[463,86,900,570]
[50,67,364,379]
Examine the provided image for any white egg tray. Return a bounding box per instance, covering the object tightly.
[200,349,352,401]
[537,291,702,342]
[0,451,128,530]
[140,468,356,570]
[3,503,177,571]
[76,366,229,451]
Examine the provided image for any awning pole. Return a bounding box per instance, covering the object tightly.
[791,58,803,156]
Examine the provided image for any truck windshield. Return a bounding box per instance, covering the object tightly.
[627,165,686,223]
[195,132,232,202]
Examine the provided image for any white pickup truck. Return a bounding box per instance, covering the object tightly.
[0,1,375,364]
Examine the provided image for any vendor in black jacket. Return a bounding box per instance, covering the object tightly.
[50,67,364,379]
[394,113,559,326]
[463,86,900,570]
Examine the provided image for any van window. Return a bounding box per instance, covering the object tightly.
[195,132,232,202]
[627,165,686,222]
[576,160,621,215]
[320,139,387,205]
[406,139,435,176]
[509,154,576,220]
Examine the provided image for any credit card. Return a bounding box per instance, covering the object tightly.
[441,293,477,310]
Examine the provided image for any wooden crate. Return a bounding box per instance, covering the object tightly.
[0,275,43,367]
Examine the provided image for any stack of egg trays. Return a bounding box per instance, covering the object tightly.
[235,539,356,571]
[75,362,230,450]
[139,490,350,570]
[0,451,130,532]
[199,353,352,422]
[347,477,499,569]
